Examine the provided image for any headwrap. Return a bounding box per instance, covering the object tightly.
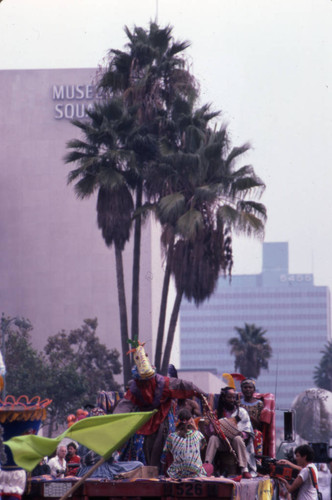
[241,378,256,389]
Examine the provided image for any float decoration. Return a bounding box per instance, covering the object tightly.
[127,337,155,380]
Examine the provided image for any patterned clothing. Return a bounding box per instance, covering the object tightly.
[113,375,201,468]
[163,430,207,479]
[240,398,264,427]
[65,455,80,476]
[240,398,264,456]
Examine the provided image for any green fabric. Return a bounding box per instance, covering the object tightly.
[4,410,156,472]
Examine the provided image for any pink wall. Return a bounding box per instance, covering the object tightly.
[0,68,169,366]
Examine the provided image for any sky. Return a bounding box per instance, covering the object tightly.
[1,0,332,290]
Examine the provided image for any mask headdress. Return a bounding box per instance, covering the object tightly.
[127,337,156,380]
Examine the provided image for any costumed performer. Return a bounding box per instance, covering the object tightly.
[113,339,204,468]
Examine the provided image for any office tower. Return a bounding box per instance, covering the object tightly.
[180,242,331,424]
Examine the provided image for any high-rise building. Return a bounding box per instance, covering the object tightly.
[180,242,331,422]
[0,68,179,367]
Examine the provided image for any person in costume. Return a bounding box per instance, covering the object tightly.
[240,378,264,456]
[163,408,207,479]
[113,339,204,468]
[167,364,201,419]
[278,444,320,499]
[204,386,255,478]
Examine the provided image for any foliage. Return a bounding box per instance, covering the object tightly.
[314,341,332,391]
[228,323,272,379]
[3,317,121,435]
[65,22,267,382]
[4,318,48,398]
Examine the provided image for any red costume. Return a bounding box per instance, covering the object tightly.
[114,374,202,466]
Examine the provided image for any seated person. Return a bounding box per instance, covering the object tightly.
[48,445,67,478]
[163,408,207,479]
[31,458,51,477]
[77,445,143,480]
[204,386,255,478]
[65,441,80,476]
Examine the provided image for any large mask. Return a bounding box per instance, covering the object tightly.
[127,338,156,380]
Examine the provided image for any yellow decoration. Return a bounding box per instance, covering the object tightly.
[222,373,236,389]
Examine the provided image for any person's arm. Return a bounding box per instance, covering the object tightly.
[168,377,203,399]
[277,459,301,471]
[112,398,135,414]
[278,474,303,493]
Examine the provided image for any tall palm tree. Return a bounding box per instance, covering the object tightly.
[64,99,135,384]
[148,113,267,374]
[314,341,332,391]
[228,323,272,379]
[146,101,219,371]
[97,22,197,344]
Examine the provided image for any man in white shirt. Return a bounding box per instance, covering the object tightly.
[48,445,67,478]
[278,444,320,500]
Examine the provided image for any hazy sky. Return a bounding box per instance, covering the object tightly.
[1,0,332,289]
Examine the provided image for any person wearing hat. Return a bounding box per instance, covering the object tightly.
[113,341,204,469]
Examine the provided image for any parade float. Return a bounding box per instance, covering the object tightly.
[0,395,52,499]
[0,345,295,500]
[18,346,279,500]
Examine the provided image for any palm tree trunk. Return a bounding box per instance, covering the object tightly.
[160,287,183,375]
[115,245,131,385]
[154,234,175,372]
[131,180,142,341]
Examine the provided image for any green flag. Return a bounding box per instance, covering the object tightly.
[4,410,156,472]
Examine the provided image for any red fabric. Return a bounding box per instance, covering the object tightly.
[65,455,80,476]
[124,376,198,435]
[124,377,172,435]
[254,392,275,458]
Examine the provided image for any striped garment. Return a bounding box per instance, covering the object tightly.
[163,430,207,479]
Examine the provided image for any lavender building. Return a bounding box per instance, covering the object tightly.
[180,242,331,428]
[0,68,177,368]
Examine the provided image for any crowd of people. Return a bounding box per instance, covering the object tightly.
[29,345,327,499]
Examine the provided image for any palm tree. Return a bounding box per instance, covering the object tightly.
[146,101,219,371]
[149,113,266,374]
[64,99,135,384]
[314,341,332,391]
[228,323,272,379]
[97,22,197,344]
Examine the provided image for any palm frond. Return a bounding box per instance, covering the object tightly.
[176,209,203,241]
[157,193,186,226]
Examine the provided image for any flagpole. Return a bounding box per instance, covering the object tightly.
[59,456,106,500]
